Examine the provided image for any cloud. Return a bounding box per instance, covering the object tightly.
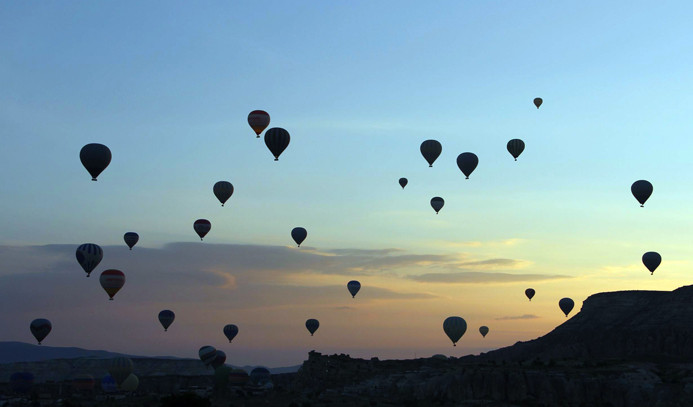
[456,258,527,269]
[406,272,571,284]
[495,314,540,320]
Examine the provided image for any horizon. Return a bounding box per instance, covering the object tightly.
[1,1,692,368]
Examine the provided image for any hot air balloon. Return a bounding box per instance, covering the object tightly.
[9,372,34,394]
[399,178,408,189]
[347,280,361,298]
[479,326,489,338]
[265,128,290,161]
[100,269,125,300]
[108,357,133,387]
[72,373,95,391]
[80,143,112,181]
[456,152,478,179]
[642,252,661,275]
[101,374,117,393]
[158,310,175,331]
[213,181,234,206]
[533,98,543,109]
[420,140,442,167]
[194,219,211,240]
[248,110,270,137]
[430,197,444,214]
[559,298,574,317]
[120,374,139,392]
[305,319,319,336]
[30,319,51,345]
[631,180,653,207]
[443,316,467,346]
[525,288,535,301]
[199,346,217,366]
[291,227,307,247]
[228,368,250,386]
[76,243,102,277]
[507,139,525,161]
[210,350,226,370]
[123,232,139,250]
[250,367,271,386]
[223,324,239,343]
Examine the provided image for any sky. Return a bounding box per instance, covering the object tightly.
[1,1,693,368]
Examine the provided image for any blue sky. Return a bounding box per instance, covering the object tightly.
[1,1,692,367]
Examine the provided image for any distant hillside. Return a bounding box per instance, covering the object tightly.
[480,284,693,362]
[0,341,139,364]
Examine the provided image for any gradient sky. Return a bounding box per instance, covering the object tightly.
[1,1,692,368]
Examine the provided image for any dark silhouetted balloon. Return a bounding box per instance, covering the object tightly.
[306,319,319,336]
[76,243,102,277]
[100,269,125,300]
[525,288,535,301]
[347,280,361,298]
[101,374,117,393]
[123,232,139,250]
[420,140,442,167]
[120,374,139,392]
[507,139,525,161]
[559,298,574,317]
[430,197,444,214]
[250,367,271,385]
[443,316,467,346]
[291,227,307,247]
[642,252,661,275]
[248,110,270,137]
[72,373,95,391]
[399,178,408,189]
[210,350,226,370]
[30,319,51,345]
[213,181,234,206]
[199,346,217,367]
[456,153,478,179]
[479,326,489,338]
[108,357,133,386]
[631,180,653,207]
[194,219,211,240]
[533,98,543,109]
[80,143,111,181]
[223,324,239,342]
[158,310,175,331]
[265,128,290,161]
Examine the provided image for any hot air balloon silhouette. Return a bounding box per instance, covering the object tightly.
[559,298,574,317]
[123,232,139,250]
[213,181,234,206]
[223,324,239,342]
[642,252,661,275]
[533,98,543,109]
[80,143,111,181]
[158,310,175,331]
[305,319,319,336]
[525,288,535,301]
[631,180,653,207]
[420,140,442,167]
[507,139,525,161]
[198,346,217,367]
[194,219,211,240]
[76,243,102,277]
[456,152,478,179]
[443,316,467,346]
[248,110,270,137]
[347,280,361,298]
[430,197,444,214]
[399,178,408,189]
[479,326,489,338]
[210,350,226,370]
[30,319,52,345]
[291,227,307,247]
[100,269,125,300]
[108,357,133,387]
[265,128,290,161]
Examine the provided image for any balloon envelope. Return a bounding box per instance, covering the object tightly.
[30,318,51,345]
[223,324,239,342]
[559,298,575,317]
[507,139,525,161]
[398,178,408,189]
[158,310,175,331]
[443,316,467,346]
[101,374,117,393]
[347,280,361,298]
[100,269,125,300]
[264,128,290,160]
[248,110,270,137]
[108,357,133,386]
[199,346,217,366]
[631,180,653,207]
[76,243,102,277]
[420,140,442,167]
[533,98,543,109]
[291,227,307,247]
[210,350,226,369]
[80,143,112,181]
[305,319,319,336]
[213,181,234,206]
[430,197,444,214]
[456,152,478,179]
[72,373,95,391]
[642,252,661,275]
[250,367,271,385]
[479,326,489,338]
[123,232,139,250]
[194,219,211,240]
[525,288,535,301]
[120,374,139,392]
